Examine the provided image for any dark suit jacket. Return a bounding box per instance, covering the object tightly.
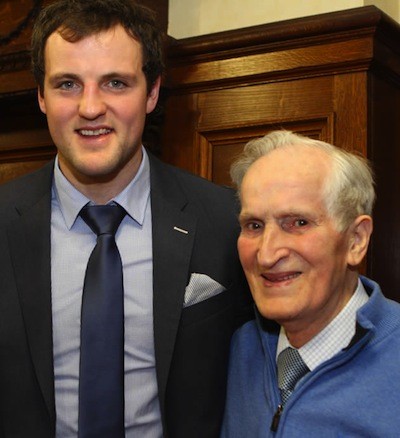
[0,152,253,437]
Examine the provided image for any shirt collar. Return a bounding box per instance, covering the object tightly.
[276,278,369,370]
[52,147,151,229]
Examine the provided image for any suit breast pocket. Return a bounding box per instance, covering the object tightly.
[179,288,234,328]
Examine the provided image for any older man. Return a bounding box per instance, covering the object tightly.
[221,131,400,437]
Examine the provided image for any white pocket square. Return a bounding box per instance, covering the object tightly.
[183,273,226,308]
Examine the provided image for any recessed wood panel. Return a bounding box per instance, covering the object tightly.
[197,76,335,131]
[196,116,334,185]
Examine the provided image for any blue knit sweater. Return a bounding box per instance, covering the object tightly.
[221,276,400,437]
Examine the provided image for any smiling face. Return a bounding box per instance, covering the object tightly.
[38,24,160,202]
[238,145,370,346]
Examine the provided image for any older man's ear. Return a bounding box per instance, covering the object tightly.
[346,215,373,268]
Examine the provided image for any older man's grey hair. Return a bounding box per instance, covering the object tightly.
[230,130,375,231]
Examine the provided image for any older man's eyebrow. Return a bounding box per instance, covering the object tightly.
[238,211,257,221]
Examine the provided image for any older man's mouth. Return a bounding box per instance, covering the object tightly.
[262,272,301,283]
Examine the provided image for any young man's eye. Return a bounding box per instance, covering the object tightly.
[59,81,76,90]
[109,80,126,89]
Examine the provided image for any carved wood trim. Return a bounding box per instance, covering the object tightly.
[0,0,42,47]
[166,6,400,92]
[0,50,31,74]
[167,6,400,60]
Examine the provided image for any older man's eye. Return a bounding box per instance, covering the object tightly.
[240,221,262,234]
[294,219,308,227]
[281,217,309,231]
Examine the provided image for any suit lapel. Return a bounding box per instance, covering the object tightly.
[149,155,197,416]
[6,164,55,423]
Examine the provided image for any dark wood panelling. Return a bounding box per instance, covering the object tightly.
[161,6,400,301]
[367,72,400,299]
[202,117,334,186]
[0,90,55,183]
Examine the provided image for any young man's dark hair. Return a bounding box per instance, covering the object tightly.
[31,0,164,94]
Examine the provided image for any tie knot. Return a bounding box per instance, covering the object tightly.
[80,204,126,236]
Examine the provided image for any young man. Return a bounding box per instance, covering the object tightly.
[222,130,400,437]
[0,1,251,437]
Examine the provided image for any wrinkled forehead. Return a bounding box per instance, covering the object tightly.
[243,145,331,191]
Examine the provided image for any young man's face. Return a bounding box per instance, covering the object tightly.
[38,24,160,190]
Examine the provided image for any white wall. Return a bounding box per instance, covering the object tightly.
[168,0,400,39]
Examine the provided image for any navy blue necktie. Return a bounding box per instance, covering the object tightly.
[78,204,126,438]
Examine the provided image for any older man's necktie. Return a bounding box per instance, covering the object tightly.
[78,204,126,438]
[277,347,309,406]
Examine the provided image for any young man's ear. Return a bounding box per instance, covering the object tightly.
[38,87,47,114]
[347,215,373,267]
[146,76,161,114]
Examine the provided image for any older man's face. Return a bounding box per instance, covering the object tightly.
[238,146,358,345]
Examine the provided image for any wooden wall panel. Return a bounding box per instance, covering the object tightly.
[168,37,373,91]
[162,6,400,301]
[333,73,368,156]
[163,76,336,176]
[200,117,334,186]
[0,91,55,183]
[196,77,334,131]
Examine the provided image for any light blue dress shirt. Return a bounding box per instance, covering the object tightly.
[51,148,162,437]
[277,278,369,372]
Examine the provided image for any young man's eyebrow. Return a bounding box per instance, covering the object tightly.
[47,72,80,84]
